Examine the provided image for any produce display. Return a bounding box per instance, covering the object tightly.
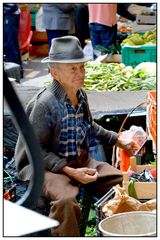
[84,61,156,92]
[121,25,156,46]
[118,25,133,33]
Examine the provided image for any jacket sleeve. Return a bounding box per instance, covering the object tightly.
[117,4,136,21]
[90,121,118,146]
[15,95,67,181]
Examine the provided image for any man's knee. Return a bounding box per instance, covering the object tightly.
[50,196,80,213]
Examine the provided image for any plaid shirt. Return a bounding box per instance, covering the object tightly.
[58,90,91,160]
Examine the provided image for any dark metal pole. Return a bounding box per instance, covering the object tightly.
[3,69,44,208]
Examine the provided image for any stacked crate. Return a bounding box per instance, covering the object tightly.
[122,45,156,67]
[146,91,157,152]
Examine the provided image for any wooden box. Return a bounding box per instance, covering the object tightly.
[30,31,48,57]
[30,44,48,57]
[31,31,48,42]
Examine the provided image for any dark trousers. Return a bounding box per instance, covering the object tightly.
[89,23,117,59]
[74,5,90,48]
[3,13,23,71]
[42,153,123,236]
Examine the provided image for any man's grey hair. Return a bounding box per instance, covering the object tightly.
[48,62,56,69]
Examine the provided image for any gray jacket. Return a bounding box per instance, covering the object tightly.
[15,80,118,181]
[42,3,75,30]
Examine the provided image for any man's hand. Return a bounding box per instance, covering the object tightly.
[115,134,136,157]
[62,166,98,184]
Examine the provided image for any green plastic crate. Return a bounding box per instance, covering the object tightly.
[122,45,157,67]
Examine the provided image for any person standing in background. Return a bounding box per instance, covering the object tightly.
[88,3,136,59]
[74,4,90,48]
[42,3,76,52]
[88,3,117,57]
[3,3,24,78]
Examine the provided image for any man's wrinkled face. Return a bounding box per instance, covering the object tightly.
[51,63,85,91]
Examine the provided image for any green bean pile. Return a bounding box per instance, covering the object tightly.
[84,61,156,92]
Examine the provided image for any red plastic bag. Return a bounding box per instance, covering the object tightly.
[118,126,147,171]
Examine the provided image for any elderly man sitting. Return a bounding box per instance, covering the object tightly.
[14,36,135,236]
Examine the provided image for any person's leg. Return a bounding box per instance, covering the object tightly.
[89,23,106,59]
[89,26,99,60]
[89,23,102,47]
[3,13,23,77]
[42,171,81,236]
[74,5,90,48]
[101,24,117,48]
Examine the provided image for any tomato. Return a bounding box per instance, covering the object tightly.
[149,167,156,178]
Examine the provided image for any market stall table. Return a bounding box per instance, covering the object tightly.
[4,83,147,118]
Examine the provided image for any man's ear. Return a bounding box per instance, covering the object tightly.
[50,67,59,80]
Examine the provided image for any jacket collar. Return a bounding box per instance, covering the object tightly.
[48,79,66,103]
[48,79,86,104]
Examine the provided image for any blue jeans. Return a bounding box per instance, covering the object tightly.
[89,23,117,58]
[3,14,23,78]
[3,13,23,68]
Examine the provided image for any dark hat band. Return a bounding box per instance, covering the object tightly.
[49,49,84,61]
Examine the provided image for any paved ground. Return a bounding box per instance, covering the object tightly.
[19,56,50,87]
[22,57,48,81]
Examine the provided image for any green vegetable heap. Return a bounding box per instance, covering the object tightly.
[84,61,156,92]
[121,25,156,46]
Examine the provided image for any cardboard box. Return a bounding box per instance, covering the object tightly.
[123,163,156,200]
[132,23,155,33]
[136,15,156,25]
[96,54,122,63]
